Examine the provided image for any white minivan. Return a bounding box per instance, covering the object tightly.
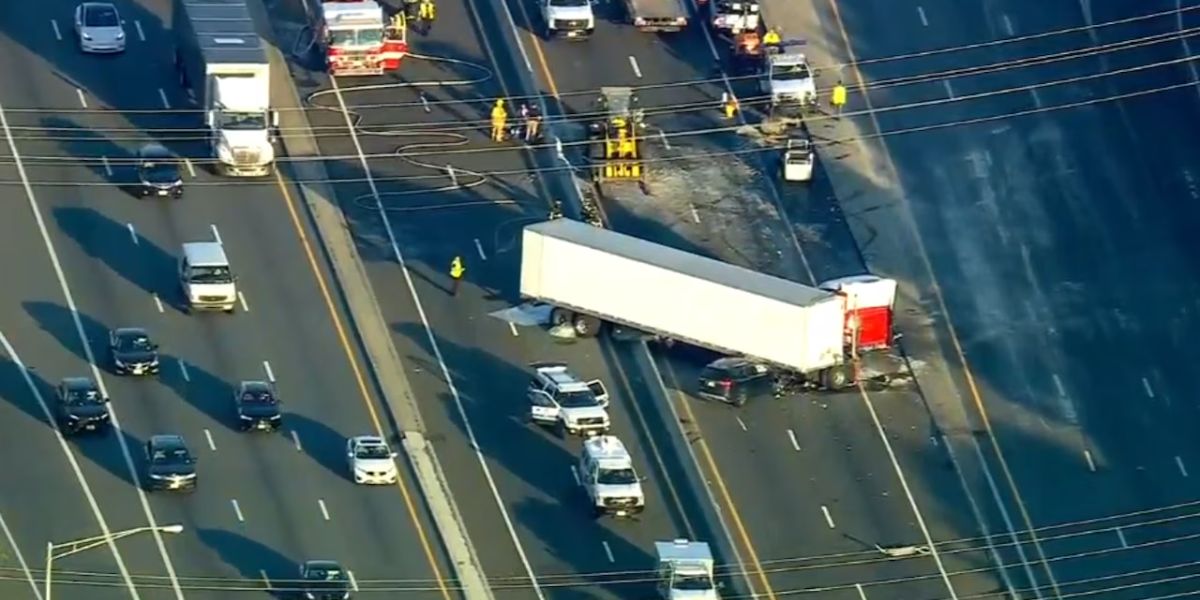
[179,242,237,313]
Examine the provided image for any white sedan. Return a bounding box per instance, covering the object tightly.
[75,2,126,54]
[346,436,398,485]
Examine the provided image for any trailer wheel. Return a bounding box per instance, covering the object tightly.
[820,365,852,390]
[573,314,603,338]
[550,307,574,327]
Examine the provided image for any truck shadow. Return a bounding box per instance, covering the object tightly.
[196,528,296,598]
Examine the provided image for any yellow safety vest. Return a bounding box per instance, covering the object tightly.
[491,107,507,124]
[450,257,465,278]
[763,31,780,45]
[831,85,847,106]
[419,1,435,19]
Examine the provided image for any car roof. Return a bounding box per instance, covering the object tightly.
[304,560,343,570]
[352,435,386,446]
[534,365,590,391]
[61,376,95,389]
[149,434,187,448]
[114,326,149,337]
[139,144,171,158]
[240,380,273,392]
[182,242,229,266]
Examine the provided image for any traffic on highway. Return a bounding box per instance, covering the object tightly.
[1,0,1200,598]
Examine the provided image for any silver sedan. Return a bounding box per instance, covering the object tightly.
[74,2,126,54]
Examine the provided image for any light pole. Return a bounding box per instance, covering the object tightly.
[44,524,183,600]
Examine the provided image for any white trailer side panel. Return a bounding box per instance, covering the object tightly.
[521,221,845,372]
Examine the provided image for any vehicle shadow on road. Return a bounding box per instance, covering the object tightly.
[196,528,295,598]
[284,412,355,481]
[157,351,237,430]
[23,301,109,367]
[0,356,54,429]
[51,206,185,311]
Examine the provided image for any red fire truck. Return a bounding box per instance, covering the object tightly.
[318,0,407,76]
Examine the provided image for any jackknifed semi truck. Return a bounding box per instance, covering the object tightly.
[173,0,278,177]
[519,219,897,389]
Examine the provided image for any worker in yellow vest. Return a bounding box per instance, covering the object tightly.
[763,28,781,52]
[490,99,507,142]
[417,0,436,34]
[722,91,739,119]
[449,256,465,295]
[831,81,848,116]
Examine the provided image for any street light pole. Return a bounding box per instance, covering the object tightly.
[44,524,184,600]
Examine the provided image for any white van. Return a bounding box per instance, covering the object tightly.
[579,435,645,517]
[179,242,237,313]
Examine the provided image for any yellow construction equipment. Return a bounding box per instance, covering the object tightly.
[589,87,645,184]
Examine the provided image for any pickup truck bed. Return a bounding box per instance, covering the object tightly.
[622,0,689,31]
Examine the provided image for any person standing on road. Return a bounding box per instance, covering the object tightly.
[831,81,848,117]
[524,103,542,142]
[490,99,508,142]
[417,0,436,34]
[449,256,465,296]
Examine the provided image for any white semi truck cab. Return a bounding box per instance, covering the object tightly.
[173,0,278,177]
[655,540,720,600]
[542,0,595,39]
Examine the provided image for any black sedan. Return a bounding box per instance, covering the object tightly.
[296,560,352,600]
[136,143,183,198]
[109,327,160,375]
[144,434,197,492]
[234,380,282,432]
[56,377,111,435]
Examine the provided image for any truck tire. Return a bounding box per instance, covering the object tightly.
[573,314,603,337]
[550,307,574,327]
[820,365,852,390]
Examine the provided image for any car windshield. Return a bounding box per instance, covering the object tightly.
[597,468,637,485]
[141,162,179,183]
[65,387,103,405]
[217,111,268,131]
[673,574,715,591]
[186,265,233,284]
[774,65,811,81]
[550,0,590,6]
[557,390,599,408]
[152,446,190,464]
[240,390,276,405]
[307,568,347,582]
[118,333,154,352]
[356,444,391,459]
[85,5,120,27]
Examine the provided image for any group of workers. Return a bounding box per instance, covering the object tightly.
[394,0,437,34]
[490,99,543,143]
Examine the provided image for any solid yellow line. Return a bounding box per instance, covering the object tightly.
[663,361,777,600]
[825,2,1062,598]
[274,171,455,600]
[510,1,561,98]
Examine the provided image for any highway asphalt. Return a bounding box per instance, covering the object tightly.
[0,1,453,598]
[820,0,1200,597]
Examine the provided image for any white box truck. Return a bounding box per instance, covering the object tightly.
[623,0,690,32]
[173,0,277,177]
[519,219,897,389]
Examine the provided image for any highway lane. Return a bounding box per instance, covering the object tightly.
[0,0,453,597]
[490,4,1015,600]
[818,0,1200,597]
[266,0,735,597]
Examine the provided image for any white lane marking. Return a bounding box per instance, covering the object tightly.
[51,20,62,41]
[238,291,250,312]
[602,541,615,562]
[134,20,145,41]
[1051,374,1066,397]
[917,6,928,26]
[232,499,245,522]
[348,570,359,592]
[1142,377,1155,398]
[127,223,139,245]
[943,80,955,99]
[76,89,88,108]
[735,416,747,431]
[328,76,546,600]
[474,238,487,260]
[658,130,671,150]
[1031,87,1043,108]
[629,55,643,78]
[1084,449,1097,472]
[787,429,800,451]
[1001,14,1015,36]
[154,293,165,313]
[0,509,43,600]
[318,499,331,521]
[210,224,223,244]
[291,430,303,451]
[1115,527,1128,548]
[821,505,836,529]
[856,583,868,600]
[508,321,519,336]
[204,429,216,451]
[569,465,580,486]
[0,100,187,598]
[178,359,190,382]
[260,570,271,591]
[943,436,1024,596]
[101,155,112,176]
[689,203,701,223]
[1177,456,1190,478]
[263,360,275,382]
[158,88,170,109]
[184,158,196,177]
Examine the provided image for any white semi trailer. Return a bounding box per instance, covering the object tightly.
[173,0,277,177]
[519,219,897,389]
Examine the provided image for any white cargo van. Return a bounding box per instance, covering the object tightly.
[579,435,645,517]
[179,242,237,313]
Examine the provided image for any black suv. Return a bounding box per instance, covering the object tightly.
[109,327,161,375]
[56,377,111,434]
[234,381,282,432]
[696,358,777,407]
[297,560,352,600]
[136,143,183,198]
[145,434,198,492]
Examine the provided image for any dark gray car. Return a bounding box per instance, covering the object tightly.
[145,435,197,492]
[136,144,183,198]
[297,560,351,599]
[56,377,110,435]
[109,327,160,375]
[234,381,282,432]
